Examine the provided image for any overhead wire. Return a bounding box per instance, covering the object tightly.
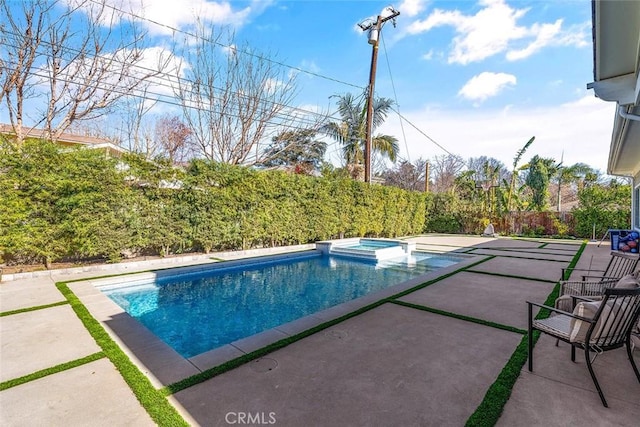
[0,33,341,126]
[85,0,365,90]
[390,106,455,157]
[4,2,457,164]
[380,30,410,162]
[2,63,335,142]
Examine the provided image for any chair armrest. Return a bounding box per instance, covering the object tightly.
[526,300,594,323]
[559,279,617,297]
[581,274,610,281]
[573,295,600,303]
[569,268,606,273]
[561,267,606,280]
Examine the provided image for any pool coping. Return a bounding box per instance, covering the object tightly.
[69,249,483,389]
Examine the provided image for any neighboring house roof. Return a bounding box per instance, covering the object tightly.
[0,123,127,157]
[587,0,640,177]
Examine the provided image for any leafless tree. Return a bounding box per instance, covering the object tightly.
[119,85,159,157]
[1,0,169,143]
[173,24,301,165]
[430,154,466,193]
[155,114,192,163]
[382,158,427,191]
[1,0,54,142]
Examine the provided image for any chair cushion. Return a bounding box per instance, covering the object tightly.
[569,298,630,344]
[615,274,640,289]
[569,300,601,343]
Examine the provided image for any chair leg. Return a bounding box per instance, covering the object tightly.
[626,338,640,383]
[584,346,608,407]
[571,345,575,362]
[528,305,533,371]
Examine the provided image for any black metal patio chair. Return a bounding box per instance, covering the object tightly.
[562,250,639,282]
[527,287,640,407]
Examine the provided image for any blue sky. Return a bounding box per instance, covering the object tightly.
[4,0,616,173]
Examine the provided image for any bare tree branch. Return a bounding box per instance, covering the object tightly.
[174,24,300,165]
[1,0,170,143]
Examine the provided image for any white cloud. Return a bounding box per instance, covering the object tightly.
[398,0,426,18]
[379,94,616,173]
[403,0,588,64]
[506,19,562,61]
[421,49,434,60]
[458,72,517,103]
[67,0,263,34]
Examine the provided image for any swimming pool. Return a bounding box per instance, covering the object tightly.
[101,251,465,358]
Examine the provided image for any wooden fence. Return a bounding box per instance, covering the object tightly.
[492,211,575,236]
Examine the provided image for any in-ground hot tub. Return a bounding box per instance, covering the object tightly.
[315,238,416,261]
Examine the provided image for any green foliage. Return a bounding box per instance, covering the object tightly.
[424,193,463,233]
[572,180,631,238]
[523,155,558,211]
[56,282,189,426]
[322,92,399,175]
[424,192,485,234]
[0,143,427,265]
[258,129,327,174]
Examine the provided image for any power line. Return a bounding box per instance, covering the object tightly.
[390,107,456,157]
[2,64,337,143]
[1,34,340,126]
[380,31,410,162]
[85,0,365,90]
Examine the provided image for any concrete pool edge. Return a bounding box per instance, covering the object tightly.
[69,250,485,390]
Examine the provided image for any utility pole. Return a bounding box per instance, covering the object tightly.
[359,7,400,183]
[425,162,430,192]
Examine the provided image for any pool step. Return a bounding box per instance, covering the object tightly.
[330,245,406,261]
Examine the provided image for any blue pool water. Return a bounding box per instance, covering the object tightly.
[102,252,463,358]
[342,241,397,251]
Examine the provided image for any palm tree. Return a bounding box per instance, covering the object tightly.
[554,162,594,211]
[322,92,399,179]
[507,136,535,211]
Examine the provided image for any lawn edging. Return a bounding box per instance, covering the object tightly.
[464,240,587,426]
[56,282,189,427]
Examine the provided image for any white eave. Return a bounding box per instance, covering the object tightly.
[589,0,640,177]
[587,73,638,105]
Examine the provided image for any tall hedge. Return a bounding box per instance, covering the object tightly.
[0,142,427,266]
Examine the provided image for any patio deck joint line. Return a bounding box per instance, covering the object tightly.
[389,300,526,335]
[55,282,189,427]
[160,299,389,396]
[0,351,105,391]
[0,300,69,317]
[462,269,558,284]
[464,240,586,427]
[161,257,497,395]
[472,253,573,263]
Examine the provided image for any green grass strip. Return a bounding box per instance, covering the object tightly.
[470,252,572,263]
[163,255,496,395]
[561,240,587,280]
[0,352,105,391]
[0,300,69,317]
[161,299,388,395]
[463,269,557,284]
[464,335,530,427]
[389,300,526,335]
[389,256,494,300]
[56,282,188,427]
[464,240,586,427]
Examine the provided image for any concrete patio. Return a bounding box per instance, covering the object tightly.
[1,235,638,426]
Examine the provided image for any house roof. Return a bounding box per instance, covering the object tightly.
[587,0,640,177]
[0,124,127,156]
